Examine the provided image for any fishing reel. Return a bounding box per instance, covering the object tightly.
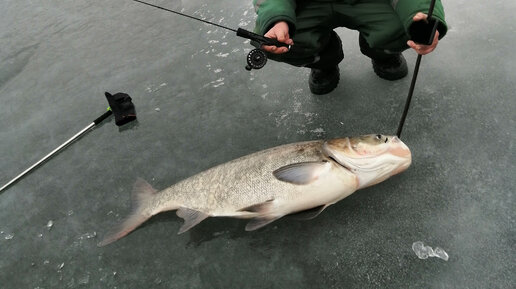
[236,28,290,71]
[245,49,267,71]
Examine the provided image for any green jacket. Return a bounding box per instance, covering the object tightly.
[253,0,448,40]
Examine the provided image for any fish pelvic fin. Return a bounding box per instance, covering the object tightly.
[238,199,275,213]
[238,199,282,231]
[98,178,158,247]
[176,207,209,234]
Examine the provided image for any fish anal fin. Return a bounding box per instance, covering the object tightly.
[176,207,209,234]
[245,216,281,231]
[273,161,331,185]
[288,205,327,220]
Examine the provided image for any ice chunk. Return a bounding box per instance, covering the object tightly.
[46,220,54,230]
[433,247,449,261]
[78,232,97,240]
[412,241,449,261]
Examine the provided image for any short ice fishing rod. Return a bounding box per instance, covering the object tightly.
[0,92,136,193]
[396,0,439,138]
[132,0,291,71]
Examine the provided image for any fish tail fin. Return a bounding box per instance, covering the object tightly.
[98,178,158,247]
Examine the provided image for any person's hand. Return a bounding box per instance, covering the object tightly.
[407,12,439,55]
[262,21,294,54]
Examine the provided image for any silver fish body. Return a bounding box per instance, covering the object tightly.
[99,134,411,246]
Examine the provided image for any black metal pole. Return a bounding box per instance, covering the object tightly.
[1,91,137,193]
[0,113,109,193]
[396,0,438,138]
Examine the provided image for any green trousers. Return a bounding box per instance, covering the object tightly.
[264,0,411,69]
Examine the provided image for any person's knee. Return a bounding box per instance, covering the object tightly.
[266,31,344,69]
[359,33,409,60]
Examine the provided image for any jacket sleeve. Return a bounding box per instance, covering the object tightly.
[391,0,448,40]
[253,0,297,35]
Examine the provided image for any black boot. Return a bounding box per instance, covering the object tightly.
[309,66,340,95]
[371,53,408,81]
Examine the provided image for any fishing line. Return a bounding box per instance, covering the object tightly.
[132,0,292,70]
[133,0,237,33]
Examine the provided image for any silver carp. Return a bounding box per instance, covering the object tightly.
[98,134,411,246]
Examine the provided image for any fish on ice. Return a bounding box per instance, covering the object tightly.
[98,134,411,246]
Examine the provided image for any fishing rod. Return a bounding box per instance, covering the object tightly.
[0,92,136,193]
[132,0,291,71]
[396,0,439,138]
[134,0,438,137]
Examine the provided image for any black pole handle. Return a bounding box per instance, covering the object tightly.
[236,28,290,48]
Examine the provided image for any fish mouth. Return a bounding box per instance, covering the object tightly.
[388,137,411,158]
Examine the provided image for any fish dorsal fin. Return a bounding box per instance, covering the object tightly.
[273,161,331,185]
[176,207,209,234]
[288,205,327,220]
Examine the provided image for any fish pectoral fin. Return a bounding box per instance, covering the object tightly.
[273,161,331,185]
[287,205,327,220]
[176,207,209,234]
[245,216,281,231]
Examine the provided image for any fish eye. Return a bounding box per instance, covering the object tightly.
[375,134,382,140]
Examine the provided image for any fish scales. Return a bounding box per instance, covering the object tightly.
[152,140,331,215]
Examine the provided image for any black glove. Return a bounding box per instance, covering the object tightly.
[409,17,439,45]
[104,92,137,126]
